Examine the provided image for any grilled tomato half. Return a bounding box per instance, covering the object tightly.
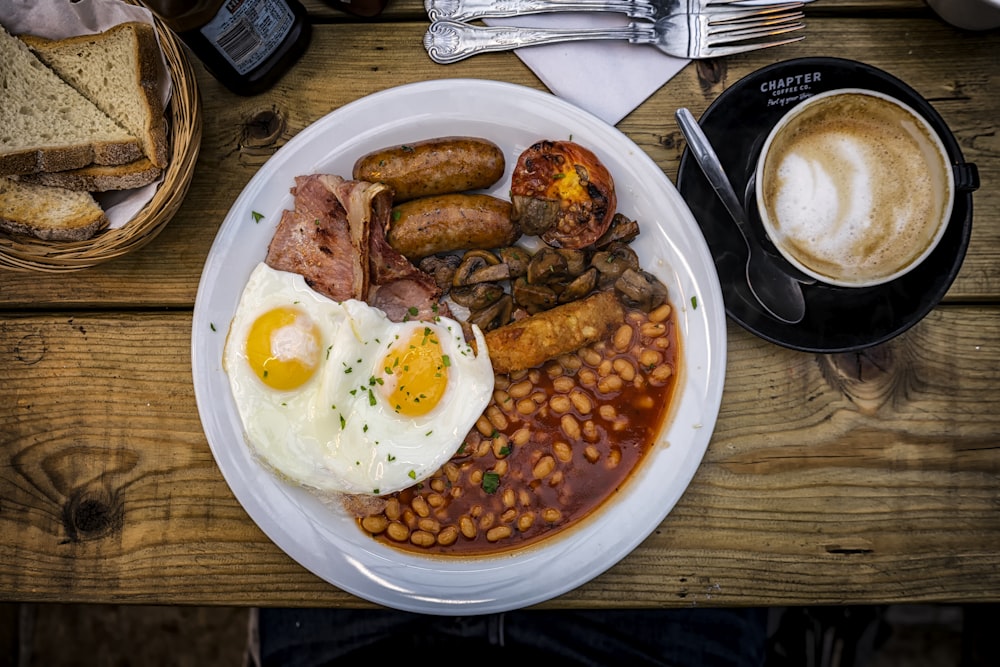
[510,140,617,249]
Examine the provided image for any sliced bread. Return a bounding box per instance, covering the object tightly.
[0,24,142,176]
[21,22,169,169]
[0,176,108,241]
[17,157,163,192]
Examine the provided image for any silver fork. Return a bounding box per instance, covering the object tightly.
[426,0,807,23]
[424,9,806,63]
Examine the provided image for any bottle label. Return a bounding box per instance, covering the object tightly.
[200,0,295,76]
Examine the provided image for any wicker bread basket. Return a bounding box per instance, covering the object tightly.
[0,4,201,272]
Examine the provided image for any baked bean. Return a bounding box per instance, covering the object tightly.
[528,369,541,384]
[470,504,483,518]
[386,521,410,542]
[651,363,674,384]
[459,516,477,539]
[582,348,602,366]
[487,526,512,542]
[427,492,446,508]
[508,380,532,399]
[450,486,464,499]
[611,418,629,432]
[597,374,624,394]
[549,471,564,486]
[402,508,417,528]
[493,389,512,409]
[437,526,459,546]
[570,389,593,414]
[533,455,556,479]
[613,324,633,352]
[553,376,575,394]
[361,515,389,534]
[553,440,573,463]
[549,395,572,414]
[494,375,511,391]
[493,459,508,476]
[560,414,581,440]
[430,478,446,493]
[479,512,496,530]
[578,368,598,387]
[516,398,536,415]
[517,512,535,532]
[639,349,662,370]
[418,517,441,533]
[582,419,599,442]
[412,495,430,517]
[542,508,563,523]
[511,427,531,447]
[443,463,460,484]
[627,311,644,324]
[558,354,583,372]
[545,361,563,378]
[640,322,667,338]
[492,434,510,458]
[607,447,622,469]
[613,358,636,382]
[531,391,547,404]
[599,404,617,420]
[411,530,435,547]
[486,405,509,431]
[503,488,516,508]
[635,394,655,410]
[476,440,493,456]
[584,445,600,463]
[475,415,494,437]
[501,508,517,523]
[384,498,401,521]
[470,469,483,485]
[649,303,672,323]
[518,489,532,507]
[597,359,613,377]
[654,336,671,350]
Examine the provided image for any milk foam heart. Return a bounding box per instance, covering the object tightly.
[756,89,953,288]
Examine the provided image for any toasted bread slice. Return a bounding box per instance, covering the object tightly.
[0,176,108,241]
[17,157,162,192]
[0,24,142,176]
[22,22,170,169]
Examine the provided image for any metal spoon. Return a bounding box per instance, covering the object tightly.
[675,107,806,324]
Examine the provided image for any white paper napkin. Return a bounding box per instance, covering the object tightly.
[484,14,689,125]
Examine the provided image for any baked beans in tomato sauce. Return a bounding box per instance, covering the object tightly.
[358,302,679,555]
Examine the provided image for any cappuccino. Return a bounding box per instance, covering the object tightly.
[756,89,953,287]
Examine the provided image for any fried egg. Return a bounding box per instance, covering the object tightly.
[223,262,494,496]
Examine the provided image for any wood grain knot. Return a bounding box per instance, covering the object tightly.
[695,59,727,94]
[62,489,123,543]
[819,344,904,414]
[242,108,286,148]
[14,333,46,365]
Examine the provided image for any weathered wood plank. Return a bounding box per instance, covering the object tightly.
[2,306,997,605]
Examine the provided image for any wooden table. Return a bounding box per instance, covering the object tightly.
[1,0,998,609]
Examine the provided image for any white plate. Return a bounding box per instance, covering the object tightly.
[192,79,727,615]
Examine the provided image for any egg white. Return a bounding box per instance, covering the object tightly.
[223,262,494,496]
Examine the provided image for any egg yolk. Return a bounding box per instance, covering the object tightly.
[245,307,321,390]
[379,327,450,418]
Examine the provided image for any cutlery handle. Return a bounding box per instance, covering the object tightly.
[424,20,643,64]
[424,0,653,22]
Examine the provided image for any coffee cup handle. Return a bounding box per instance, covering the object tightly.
[954,162,980,192]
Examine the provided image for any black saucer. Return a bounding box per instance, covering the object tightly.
[676,57,979,353]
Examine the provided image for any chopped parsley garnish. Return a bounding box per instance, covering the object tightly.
[408,470,417,480]
[251,211,264,224]
[691,295,699,309]
[482,471,500,494]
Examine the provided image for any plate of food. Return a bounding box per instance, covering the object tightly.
[191,79,726,614]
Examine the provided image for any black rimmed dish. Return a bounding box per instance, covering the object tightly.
[676,57,980,353]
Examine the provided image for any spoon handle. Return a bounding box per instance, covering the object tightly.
[674,108,753,239]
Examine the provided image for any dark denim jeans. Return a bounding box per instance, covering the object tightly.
[258,607,768,667]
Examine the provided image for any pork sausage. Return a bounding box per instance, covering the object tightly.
[353,137,505,203]
[388,193,519,261]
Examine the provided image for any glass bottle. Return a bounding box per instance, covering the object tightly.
[143,0,312,96]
